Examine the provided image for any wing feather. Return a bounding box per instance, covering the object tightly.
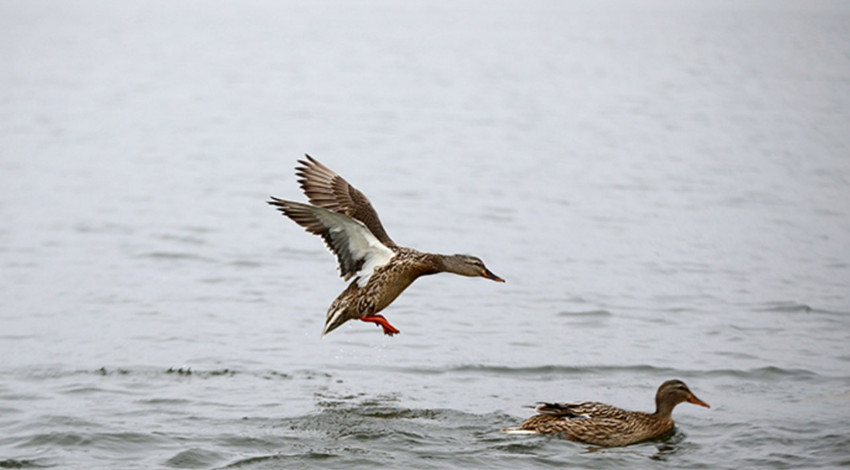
[268,197,395,282]
[295,155,397,247]
[534,401,629,420]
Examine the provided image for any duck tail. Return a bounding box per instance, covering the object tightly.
[321,304,349,338]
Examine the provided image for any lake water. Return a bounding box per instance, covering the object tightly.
[2,0,849,468]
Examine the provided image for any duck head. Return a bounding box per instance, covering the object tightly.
[655,379,710,417]
[443,254,505,282]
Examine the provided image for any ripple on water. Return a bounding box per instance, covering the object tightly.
[0,458,50,469]
[164,448,226,469]
[556,309,613,317]
[754,301,845,315]
[219,396,549,470]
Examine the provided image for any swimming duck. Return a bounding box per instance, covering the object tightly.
[268,155,504,337]
[502,379,709,446]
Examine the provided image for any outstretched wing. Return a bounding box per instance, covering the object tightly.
[295,155,397,247]
[268,197,395,284]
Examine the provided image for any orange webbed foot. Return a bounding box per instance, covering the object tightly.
[360,315,400,336]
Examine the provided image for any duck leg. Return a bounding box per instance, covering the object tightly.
[360,315,400,336]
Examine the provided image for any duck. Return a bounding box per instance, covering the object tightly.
[268,155,504,337]
[502,379,709,447]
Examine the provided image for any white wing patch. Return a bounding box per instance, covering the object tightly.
[313,208,395,286]
[354,235,395,287]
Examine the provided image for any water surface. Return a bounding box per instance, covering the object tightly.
[2,1,849,468]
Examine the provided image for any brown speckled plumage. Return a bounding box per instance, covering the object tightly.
[268,155,504,337]
[295,155,397,248]
[503,380,709,447]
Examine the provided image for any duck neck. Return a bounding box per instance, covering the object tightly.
[654,397,676,418]
[419,252,449,276]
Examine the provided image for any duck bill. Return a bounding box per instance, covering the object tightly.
[687,394,710,408]
[482,268,505,283]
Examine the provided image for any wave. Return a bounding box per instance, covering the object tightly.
[754,302,846,315]
[556,310,613,317]
[1,366,295,382]
[137,251,217,263]
[2,364,827,385]
[165,448,227,469]
[0,459,49,469]
[370,364,825,380]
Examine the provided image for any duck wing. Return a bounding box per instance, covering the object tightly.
[534,401,630,420]
[295,155,397,247]
[268,198,395,284]
[555,416,637,446]
[527,402,652,446]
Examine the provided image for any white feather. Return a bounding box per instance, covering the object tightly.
[500,427,539,435]
[313,209,395,285]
